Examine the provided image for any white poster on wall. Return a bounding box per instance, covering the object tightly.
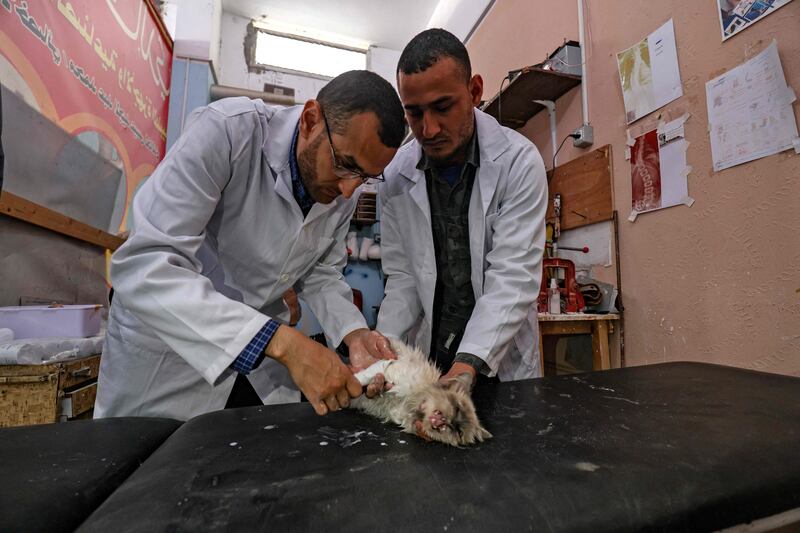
[718,0,795,41]
[616,19,683,124]
[706,40,798,172]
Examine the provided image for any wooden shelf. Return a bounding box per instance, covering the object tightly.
[351,191,377,226]
[0,191,125,250]
[482,66,581,129]
[538,313,619,322]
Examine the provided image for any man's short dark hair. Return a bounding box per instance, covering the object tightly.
[317,70,406,148]
[397,28,471,83]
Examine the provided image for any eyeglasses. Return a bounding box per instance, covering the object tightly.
[321,108,385,183]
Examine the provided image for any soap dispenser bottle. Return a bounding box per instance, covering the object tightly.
[548,278,561,314]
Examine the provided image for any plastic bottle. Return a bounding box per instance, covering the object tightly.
[548,278,562,314]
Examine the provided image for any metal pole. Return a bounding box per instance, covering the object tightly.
[577,0,589,126]
[210,84,296,106]
[534,100,558,166]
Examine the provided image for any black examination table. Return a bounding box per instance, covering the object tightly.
[0,417,181,532]
[79,363,800,532]
[2,363,799,532]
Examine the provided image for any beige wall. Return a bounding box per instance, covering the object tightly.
[467,1,800,376]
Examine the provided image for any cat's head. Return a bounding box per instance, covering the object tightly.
[411,374,492,447]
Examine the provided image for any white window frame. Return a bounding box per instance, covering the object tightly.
[251,28,367,81]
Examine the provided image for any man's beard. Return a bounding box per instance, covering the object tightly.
[297,133,324,200]
[425,118,475,166]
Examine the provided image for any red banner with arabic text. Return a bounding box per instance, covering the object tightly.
[1,0,172,229]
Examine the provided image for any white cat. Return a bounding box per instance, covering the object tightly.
[351,340,492,447]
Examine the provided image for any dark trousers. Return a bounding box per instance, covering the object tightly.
[225,373,263,409]
[225,373,309,408]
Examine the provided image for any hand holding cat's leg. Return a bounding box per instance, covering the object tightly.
[352,361,395,398]
[439,362,477,392]
[364,373,393,398]
[266,325,362,415]
[343,329,397,371]
[326,387,353,413]
[353,360,392,384]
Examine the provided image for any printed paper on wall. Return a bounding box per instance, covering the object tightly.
[706,40,798,172]
[718,0,795,41]
[629,115,693,221]
[616,19,683,124]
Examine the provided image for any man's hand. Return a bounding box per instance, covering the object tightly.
[439,362,477,393]
[266,325,361,415]
[343,328,396,372]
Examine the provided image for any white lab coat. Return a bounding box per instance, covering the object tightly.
[376,109,547,380]
[94,99,367,420]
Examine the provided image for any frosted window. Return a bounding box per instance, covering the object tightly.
[255,32,365,78]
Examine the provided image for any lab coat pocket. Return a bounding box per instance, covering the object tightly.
[109,304,172,356]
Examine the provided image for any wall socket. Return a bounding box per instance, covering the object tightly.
[572,124,594,148]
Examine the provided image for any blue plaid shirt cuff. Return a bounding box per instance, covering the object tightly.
[231,319,281,375]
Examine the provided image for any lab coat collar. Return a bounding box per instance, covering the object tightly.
[399,108,509,218]
[474,107,512,163]
[474,108,507,216]
[398,108,510,183]
[263,105,304,176]
[262,105,348,225]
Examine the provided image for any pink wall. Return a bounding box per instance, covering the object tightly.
[468,1,800,376]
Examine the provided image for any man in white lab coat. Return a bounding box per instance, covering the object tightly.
[95,71,404,421]
[377,29,548,386]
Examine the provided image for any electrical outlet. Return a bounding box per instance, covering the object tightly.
[572,124,594,148]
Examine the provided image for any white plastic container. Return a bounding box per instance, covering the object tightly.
[0,305,103,339]
[548,279,562,315]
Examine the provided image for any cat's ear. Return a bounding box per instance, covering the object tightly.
[442,372,474,395]
[476,426,493,442]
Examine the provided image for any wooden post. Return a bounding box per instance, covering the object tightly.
[591,320,611,370]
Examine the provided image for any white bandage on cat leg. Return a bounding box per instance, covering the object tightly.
[354,359,393,386]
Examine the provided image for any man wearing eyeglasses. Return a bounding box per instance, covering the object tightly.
[95,70,404,421]
[376,29,548,388]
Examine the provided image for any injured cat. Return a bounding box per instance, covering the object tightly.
[350,340,491,447]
